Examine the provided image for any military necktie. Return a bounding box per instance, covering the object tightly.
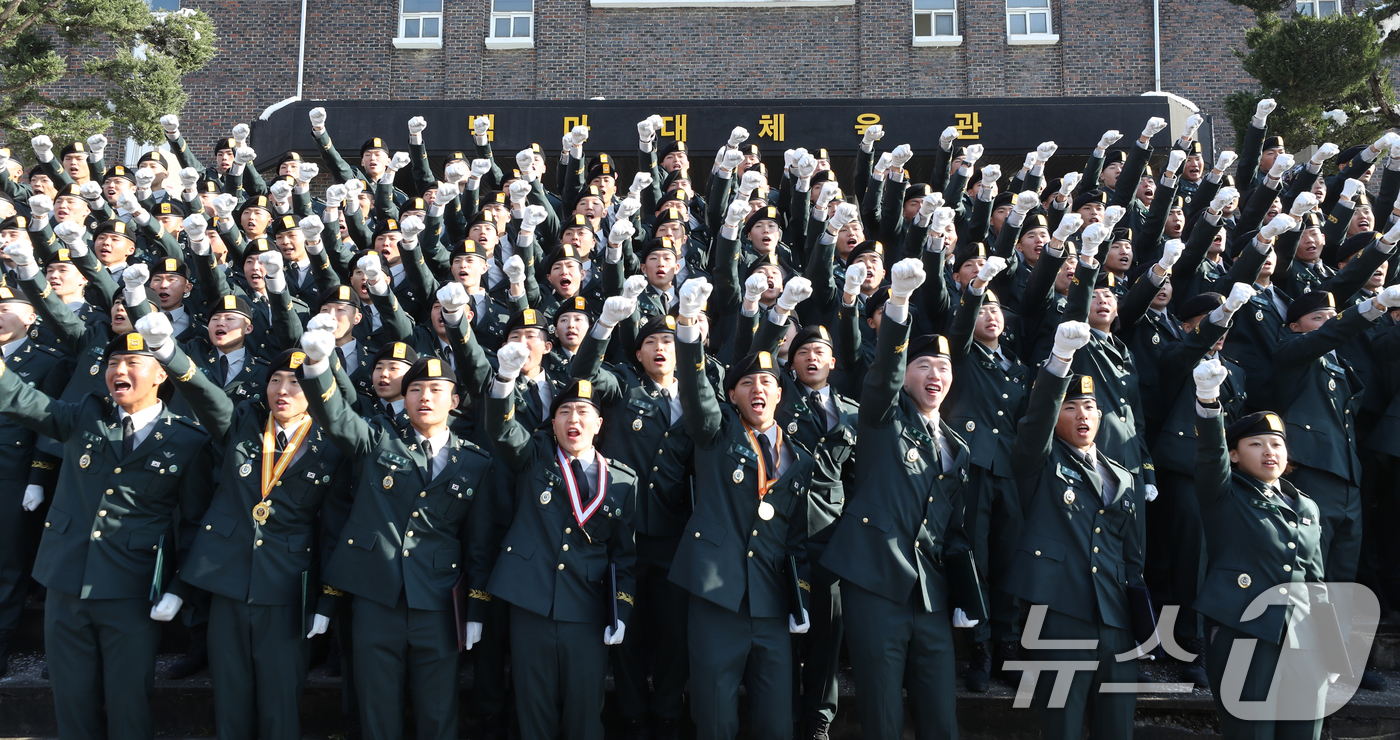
[287,263,301,288]
[757,432,777,477]
[809,390,828,433]
[335,346,347,370]
[570,458,593,503]
[217,355,229,387]
[121,416,136,458]
[425,439,438,480]
[275,431,288,457]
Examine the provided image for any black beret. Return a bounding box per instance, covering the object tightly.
[360,137,389,157]
[1262,136,1285,151]
[0,285,31,306]
[1285,290,1336,324]
[279,151,304,166]
[1225,410,1286,448]
[209,293,254,320]
[243,237,275,257]
[661,168,689,191]
[903,184,932,202]
[586,161,615,182]
[92,220,135,242]
[791,324,833,353]
[847,240,886,265]
[1104,151,1127,166]
[1336,231,1377,264]
[745,205,782,233]
[549,378,602,416]
[659,141,688,158]
[151,200,186,218]
[1093,271,1118,291]
[1338,145,1368,169]
[864,287,892,320]
[562,213,593,233]
[909,334,951,362]
[544,244,585,271]
[102,165,135,184]
[992,192,1014,211]
[1178,292,1225,321]
[1065,374,1097,401]
[636,313,677,345]
[1072,189,1110,211]
[1184,141,1203,156]
[640,236,682,260]
[267,347,309,377]
[213,138,238,155]
[104,331,159,361]
[372,218,401,239]
[1110,227,1133,244]
[317,284,362,311]
[150,256,189,278]
[369,341,418,369]
[0,214,29,232]
[399,356,457,397]
[743,251,787,280]
[450,240,489,261]
[653,207,687,231]
[1021,213,1051,234]
[58,141,88,158]
[556,295,594,320]
[724,351,780,392]
[503,308,549,337]
[953,241,988,268]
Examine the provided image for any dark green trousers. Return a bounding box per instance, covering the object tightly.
[1156,469,1206,639]
[687,595,791,740]
[352,596,459,740]
[0,481,36,631]
[962,467,1023,644]
[208,594,308,740]
[614,534,689,720]
[840,580,957,740]
[1286,465,1361,581]
[468,594,510,717]
[794,551,842,724]
[1205,621,1324,740]
[1030,608,1136,740]
[510,605,608,740]
[45,588,162,740]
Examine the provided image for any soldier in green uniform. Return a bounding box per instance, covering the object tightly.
[1006,321,1144,740]
[485,343,638,740]
[136,311,351,740]
[298,321,497,740]
[0,327,213,740]
[1190,360,1328,740]
[821,257,975,740]
[669,277,816,740]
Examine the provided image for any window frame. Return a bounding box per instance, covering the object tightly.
[589,0,851,7]
[1295,0,1340,17]
[1005,0,1058,46]
[912,0,961,47]
[393,0,444,50]
[486,0,534,49]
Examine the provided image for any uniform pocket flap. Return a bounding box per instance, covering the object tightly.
[502,536,535,560]
[433,549,460,570]
[286,533,313,553]
[687,514,727,546]
[127,531,163,551]
[1018,534,1066,562]
[203,511,237,538]
[343,525,377,550]
[45,507,71,534]
[852,502,894,533]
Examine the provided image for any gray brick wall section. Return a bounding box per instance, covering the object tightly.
[10,0,1270,162]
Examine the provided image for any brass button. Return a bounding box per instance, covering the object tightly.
[1289,521,1297,528]
[98,510,107,517]
[652,466,658,472]
[93,531,101,538]
[420,492,427,497]
[928,497,933,502]
[105,489,113,495]
[557,563,565,570]
[1092,566,1098,573]
[862,517,869,523]
[275,481,282,487]
[562,544,569,551]
[747,551,754,557]
[205,524,212,530]
[914,541,921,548]
[1288,542,1296,549]
[256,539,263,546]
[694,532,701,538]
[1095,527,1101,533]
[44,522,50,527]
[506,546,512,552]
[348,539,354,545]
[113,467,122,474]
[1098,509,1105,515]
[406,531,414,537]
[1283,565,1292,572]
[752,530,758,536]
[1034,550,1041,556]
[1093,546,1099,553]
[404,550,411,557]
[412,512,420,517]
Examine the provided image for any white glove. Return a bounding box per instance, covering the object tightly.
[464,159,490,183]
[1342,178,1363,200]
[508,180,531,207]
[1157,239,1185,270]
[1182,114,1204,140]
[514,150,535,176]
[115,192,141,214]
[79,181,103,205]
[952,608,979,629]
[184,213,209,235]
[3,243,34,268]
[86,134,107,157]
[212,193,237,219]
[889,258,926,300]
[843,262,868,296]
[234,146,256,166]
[357,255,385,287]
[444,161,470,184]
[1166,149,1187,174]
[307,614,330,638]
[981,164,1001,187]
[176,166,200,191]
[1053,214,1084,241]
[1059,172,1082,197]
[27,194,52,220]
[637,118,657,144]
[389,152,410,172]
[928,206,956,236]
[776,276,813,312]
[259,251,285,281]
[496,341,531,380]
[1290,192,1318,217]
[862,124,886,148]
[1377,285,1400,308]
[1311,142,1340,166]
[307,313,339,336]
[150,593,183,622]
[727,126,749,149]
[889,144,913,168]
[677,277,713,319]
[629,172,653,196]
[1079,223,1109,259]
[520,205,547,232]
[720,148,744,172]
[503,255,526,285]
[739,170,767,198]
[917,192,943,219]
[1259,214,1296,240]
[185,223,210,256]
[794,154,817,179]
[873,152,893,175]
[1013,191,1039,215]
[1225,282,1256,313]
[1035,141,1058,163]
[725,198,754,228]
[939,125,959,149]
[53,221,87,246]
[604,620,626,645]
[134,312,174,351]
[1267,153,1295,180]
[464,621,483,650]
[269,180,292,203]
[295,162,320,185]
[324,184,347,210]
[828,202,860,232]
[122,262,150,291]
[977,256,1007,283]
[407,116,427,135]
[435,182,460,205]
[1214,150,1237,173]
[622,275,649,302]
[1096,130,1123,151]
[30,135,54,165]
[231,123,251,146]
[1052,321,1092,358]
[299,328,337,364]
[1209,187,1238,214]
[962,144,984,167]
[437,282,470,315]
[599,296,637,327]
[567,125,589,151]
[1384,220,1400,246]
[784,149,800,170]
[133,170,156,191]
[160,114,181,135]
[343,180,365,202]
[21,485,43,512]
[1101,205,1126,231]
[1253,98,1277,126]
[1021,152,1039,172]
[1193,358,1228,401]
[789,609,810,635]
[744,272,770,303]
[608,220,635,246]
[308,108,327,130]
[1145,485,1159,503]
[400,214,425,242]
[814,181,840,211]
[297,215,323,243]
[473,116,491,137]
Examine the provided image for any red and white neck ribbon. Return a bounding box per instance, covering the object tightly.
[557,447,608,527]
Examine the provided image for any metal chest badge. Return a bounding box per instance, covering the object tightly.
[632,418,643,431]
[1238,573,1252,588]
[787,422,798,435]
[79,454,91,469]
[239,463,253,478]
[540,489,552,505]
[252,500,271,524]
[1063,489,1076,505]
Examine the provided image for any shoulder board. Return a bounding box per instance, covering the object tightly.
[170,414,206,431]
[606,458,637,478]
[453,439,491,459]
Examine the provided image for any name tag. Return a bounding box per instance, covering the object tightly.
[1056,463,1082,482]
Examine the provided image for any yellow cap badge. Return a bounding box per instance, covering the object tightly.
[126,334,146,351]
[758,351,773,369]
[572,297,586,310]
[57,249,70,261]
[223,295,238,310]
[818,326,830,340]
[13,216,25,229]
[0,288,12,300]
[523,309,537,324]
[165,259,177,271]
[664,315,676,329]
[289,351,306,369]
[391,343,407,359]
[1080,376,1095,394]
[338,285,352,301]
[1265,413,1283,432]
[427,358,442,376]
[158,203,172,215]
[113,222,126,234]
[938,336,950,355]
[578,379,592,398]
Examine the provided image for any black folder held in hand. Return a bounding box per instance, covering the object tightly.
[452,574,468,652]
[787,555,805,622]
[947,549,988,623]
[1127,585,1165,661]
[608,563,619,632]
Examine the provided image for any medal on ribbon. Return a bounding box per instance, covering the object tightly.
[743,423,782,521]
[557,447,608,534]
[254,417,313,525]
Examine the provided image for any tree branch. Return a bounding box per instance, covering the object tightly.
[0,0,66,46]
[1369,72,1400,127]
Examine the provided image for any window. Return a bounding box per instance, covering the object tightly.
[487,0,534,49]
[1006,0,1057,45]
[146,0,178,10]
[1296,0,1340,16]
[913,0,960,46]
[393,0,443,49]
